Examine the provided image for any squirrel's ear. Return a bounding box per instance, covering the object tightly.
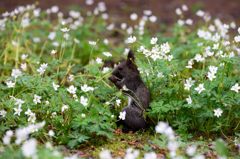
[127,50,135,62]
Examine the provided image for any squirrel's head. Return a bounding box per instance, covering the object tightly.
[111,50,139,81]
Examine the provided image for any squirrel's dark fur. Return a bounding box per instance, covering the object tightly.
[109,50,150,132]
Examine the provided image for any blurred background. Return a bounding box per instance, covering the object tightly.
[1,0,240,25]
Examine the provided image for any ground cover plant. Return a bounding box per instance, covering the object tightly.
[0,1,239,159]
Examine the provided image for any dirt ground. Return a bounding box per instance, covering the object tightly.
[0,0,240,25]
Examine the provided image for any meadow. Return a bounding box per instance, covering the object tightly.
[0,2,239,159]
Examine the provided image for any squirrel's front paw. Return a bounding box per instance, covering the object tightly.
[109,75,119,83]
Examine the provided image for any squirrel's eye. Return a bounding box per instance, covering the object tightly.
[118,67,123,70]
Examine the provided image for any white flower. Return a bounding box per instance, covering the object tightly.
[102,67,110,73]
[3,130,13,145]
[33,8,41,17]
[88,41,96,46]
[149,15,157,23]
[11,68,22,78]
[21,63,27,71]
[157,72,164,78]
[37,63,48,75]
[81,113,86,118]
[195,84,205,94]
[214,108,223,118]
[14,106,22,116]
[25,109,32,116]
[81,84,94,92]
[107,23,114,30]
[144,152,157,159]
[12,40,19,47]
[74,38,80,44]
[21,54,28,60]
[61,104,69,112]
[45,142,53,149]
[231,83,240,93]
[125,36,136,44]
[48,32,56,40]
[177,19,185,26]
[185,19,193,25]
[168,141,179,154]
[150,37,158,45]
[127,27,133,34]
[143,10,152,16]
[207,66,218,81]
[51,6,59,13]
[51,112,57,118]
[86,0,94,5]
[209,66,218,74]
[33,37,41,43]
[130,13,138,20]
[126,148,140,159]
[194,54,205,62]
[186,145,197,156]
[103,39,109,44]
[192,155,205,159]
[28,113,36,123]
[182,4,188,11]
[207,72,216,81]
[102,13,109,20]
[50,50,57,55]
[121,23,127,30]
[103,52,112,57]
[21,139,37,158]
[155,122,168,134]
[160,42,170,54]
[186,59,194,68]
[14,98,25,107]
[61,27,70,33]
[213,43,219,50]
[234,35,240,43]
[52,82,60,91]
[196,10,205,17]
[184,78,195,91]
[175,8,182,15]
[67,85,77,94]
[45,101,49,105]
[119,111,126,120]
[204,49,214,57]
[6,80,15,88]
[68,74,74,82]
[166,55,173,61]
[15,122,45,145]
[97,2,106,12]
[96,58,103,64]
[48,130,55,137]
[69,10,80,19]
[99,150,112,159]
[0,110,7,118]
[116,99,121,106]
[21,18,30,28]
[52,41,59,47]
[63,33,70,40]
[229,52,235,58]
[186,96,192,104]
[80,96,88,107]
[33,94,41,104]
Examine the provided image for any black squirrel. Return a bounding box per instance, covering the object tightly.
[109,50,150,132]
